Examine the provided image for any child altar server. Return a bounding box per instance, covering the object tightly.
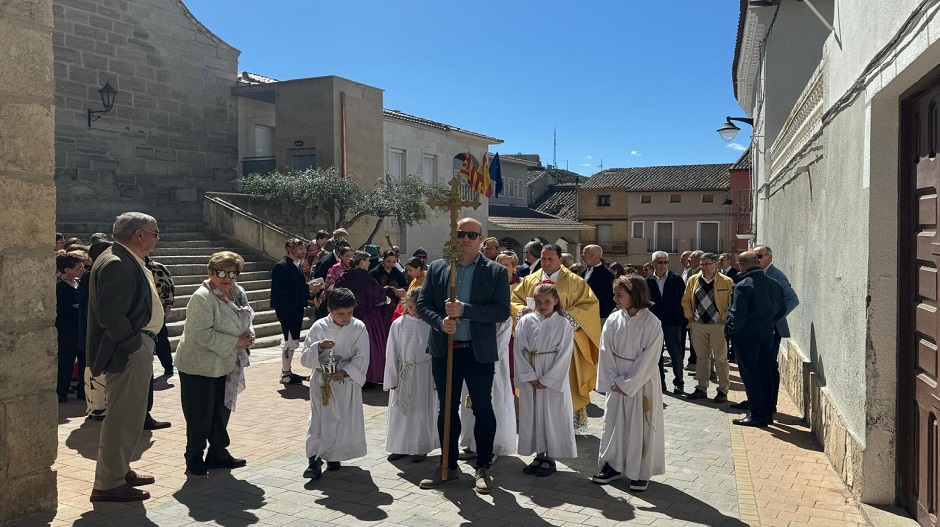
[514,282,577,477]
[591,275,665,492]
[384,288,439,462]
[300,288,370,480]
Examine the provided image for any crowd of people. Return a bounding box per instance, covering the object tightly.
[63,212,799,504]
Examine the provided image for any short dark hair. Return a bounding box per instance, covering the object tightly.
[524,240,543,258]
[89,241,112,262]
[381,249,397,260]
[285,238,304,250]
[334,237,350,250]
[613,275,654,310]
[351,250,371,267]
[55,232,64,241]
[609,262,626,277]
[327,287,357,310]
[56,253,83,273]
[315,230,329,240]
[541,244,562,258]
[405,256,427,271]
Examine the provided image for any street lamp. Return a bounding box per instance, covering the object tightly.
[87,81,118,127]
[717,116,754,142]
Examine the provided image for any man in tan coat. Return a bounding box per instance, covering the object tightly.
[681,252,734,403]
[87,212,163,502]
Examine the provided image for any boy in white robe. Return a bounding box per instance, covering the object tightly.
[300,287,370,480]
[592,275,665,492]
[385,288,439,462]
[514,283,577,477]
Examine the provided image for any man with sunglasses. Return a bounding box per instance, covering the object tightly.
[417,218,510,494]
[272,239,316,385]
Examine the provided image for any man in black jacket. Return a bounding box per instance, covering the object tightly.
[416,217,510,495]
[725,251,787,427]
[514,239,542,278]
[271,238,313,385]
[579,245,615,320]
[646,251,687,395]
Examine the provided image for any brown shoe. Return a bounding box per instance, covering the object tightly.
[419,465,461,489]
[125,470,155,487]
[90,484,150,502]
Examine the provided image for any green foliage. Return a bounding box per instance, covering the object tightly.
[240,167,448,243]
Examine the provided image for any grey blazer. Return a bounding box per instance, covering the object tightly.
[86,243,153,376]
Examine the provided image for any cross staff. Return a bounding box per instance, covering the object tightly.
[427,176,481,479]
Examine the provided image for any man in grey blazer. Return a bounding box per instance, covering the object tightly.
[87,212,164,502]
[416,217,510,495]
[755,245,799,415]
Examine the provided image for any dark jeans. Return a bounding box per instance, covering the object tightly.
[660,325,684,390]
[682,324,697,364]
[770,331,782,414]
[179,372,232,464]
[431,345,495,470]
[155,323,173,371]
[57,332,84,398]
[275,306,303,340]
[732,328,775,422]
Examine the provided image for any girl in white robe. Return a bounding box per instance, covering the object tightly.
[300,288,370,480]
[514,283,577,477]
[593,275,665,492]
[384,289,439,461]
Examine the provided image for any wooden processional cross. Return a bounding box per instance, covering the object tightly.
[427,176,481,479]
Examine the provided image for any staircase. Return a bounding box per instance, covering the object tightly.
[152,231,314,352]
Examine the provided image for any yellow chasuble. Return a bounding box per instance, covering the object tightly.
[510,266,601,418]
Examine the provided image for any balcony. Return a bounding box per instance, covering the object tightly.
[597,241,628,254]
[241,156,276,176]
[647,238,678,253]
[690,238,725,254]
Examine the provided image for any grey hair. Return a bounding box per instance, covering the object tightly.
[691,250,705,259]
[720,252,733,261]
[701,252,718,262]
[524,240,543,258]
[112,212,156,242]
[561,253,575,267]
[651,250,669,260]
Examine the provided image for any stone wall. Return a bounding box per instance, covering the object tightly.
[53,0,240,225]
[0,0,59,522]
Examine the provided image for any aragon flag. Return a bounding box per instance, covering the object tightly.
[458,150,477,183]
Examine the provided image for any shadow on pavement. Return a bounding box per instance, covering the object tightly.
[173,471,265,526]
[276,385,310,401]
[58,401,89,425]
[634,480,749,526]
[73,501,159,527]
[362,386,389,408]
[304,466,392,521]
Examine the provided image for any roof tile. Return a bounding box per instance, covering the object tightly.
[582,163,731,191]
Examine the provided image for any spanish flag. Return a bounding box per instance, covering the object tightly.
[476,152,492,197]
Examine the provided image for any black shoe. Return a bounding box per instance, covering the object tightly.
[206,457,247,470]
[143,414,171,430]
[387,453,408,461]
[163,368,174,377]
[629,479,649,491]
[186,460,208,476]
[326,461,341,471]
[732,416,769,427]
[57,394,67,403]
[686,388,707,400]
[591,463,623,484]
[714,391,728,403]
[730,400,749,410]
[303,457,322,480]
[363,382,376,389]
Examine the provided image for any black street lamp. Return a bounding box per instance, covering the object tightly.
[87,81,118,128]
[717,116,754,142]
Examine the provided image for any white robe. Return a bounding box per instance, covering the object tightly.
[514,312,577,458]
[301,316,370,461]
[458,318,517,455]
[596,308,666,480]
[383,314,439,455]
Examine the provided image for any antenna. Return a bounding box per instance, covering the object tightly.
[553,127,557,170]
[598,159,603,170]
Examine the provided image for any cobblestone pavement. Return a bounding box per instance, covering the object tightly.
[12,348,871,527]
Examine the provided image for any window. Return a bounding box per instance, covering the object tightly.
[597,195,611,207]
[652,222,675,253]
[596,224,612,246]
[517,180,525,201]
[253,125,273,157]
[641,195,651,204]
[696,221,720,253]
[388,148,405,180]
[670,194,681,203]
[632,221,644,239]
[422,154,436,184]
[702,194,714,203]
[507,178,515,199]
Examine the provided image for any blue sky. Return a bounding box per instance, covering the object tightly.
[187,1,748,175]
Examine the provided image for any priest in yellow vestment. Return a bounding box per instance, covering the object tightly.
[510,244,601,429]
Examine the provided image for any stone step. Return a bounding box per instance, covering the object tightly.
[175,279,271,297]
[172,270,270,286]
[156,240,233,248]
[166,306,297,338]
[152,254,271,265]
[165,261,271,277]
[151,247,231,256]
[167,297,271,323]
[174,287,270,308]
[58,221,204,237]
[169,317,314,352]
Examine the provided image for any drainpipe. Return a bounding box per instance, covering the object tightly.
[341,91,347,179]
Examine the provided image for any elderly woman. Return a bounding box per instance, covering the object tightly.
[175,251,255,476]
[336,250,391,386]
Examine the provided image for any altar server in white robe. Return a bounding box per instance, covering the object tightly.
[457,317,515,459]
[514,282,577,477]
[300,288,370,481]
[592,275,665,492]
[385,288,439,462]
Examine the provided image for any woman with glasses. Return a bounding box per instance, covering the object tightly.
[175,252,255,476]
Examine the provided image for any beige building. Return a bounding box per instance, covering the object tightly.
[578,163,733,268]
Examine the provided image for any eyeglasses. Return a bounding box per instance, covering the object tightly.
[456,231,481,240]
[756,254,765,259]
[701,261,717,266]
[212,270,239,279]
[139,229,160,239]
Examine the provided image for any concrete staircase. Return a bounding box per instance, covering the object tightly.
[152,232,314,352]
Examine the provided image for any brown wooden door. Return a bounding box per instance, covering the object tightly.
[902,81,940,527]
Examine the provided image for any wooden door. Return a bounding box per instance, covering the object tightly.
[901,81,940,527]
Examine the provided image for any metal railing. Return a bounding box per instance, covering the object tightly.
[241,156,276,176]
[597,241,627,254]
[647,238,678,253]
[690,238,724,254]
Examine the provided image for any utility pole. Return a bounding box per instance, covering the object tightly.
[553,127,557,169]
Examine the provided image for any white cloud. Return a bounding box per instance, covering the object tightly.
[586,155,593,159]
[580,163,592,167]
[630,150,642,156]
[726,143,747,152]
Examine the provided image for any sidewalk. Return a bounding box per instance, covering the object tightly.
[13,350,874,527]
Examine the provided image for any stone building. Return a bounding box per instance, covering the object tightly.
[53,0,240,231]
[730,0,940,520]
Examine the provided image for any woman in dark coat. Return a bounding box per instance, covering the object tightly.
[336,251,391,386]
[369,250,408,321]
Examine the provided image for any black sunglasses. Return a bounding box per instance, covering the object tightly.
[456,231,481,240]
[212,270,239,279]
[756,254,765,259]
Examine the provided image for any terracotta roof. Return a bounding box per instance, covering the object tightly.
[527,170,548,184]
[582,163,731,191]
[731,147,752,170]
[383,109,503,143]
[238,71,278,85]
[488,205,592,231]
[531,184,578,220]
